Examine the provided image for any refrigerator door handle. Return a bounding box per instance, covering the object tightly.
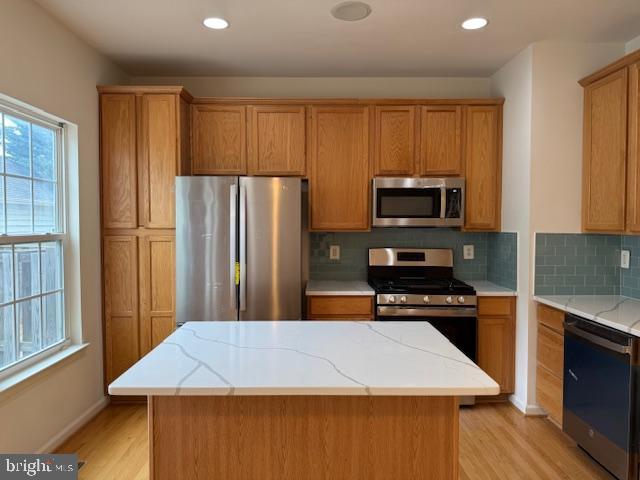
[229,184,238,310]
[239,184,247,311]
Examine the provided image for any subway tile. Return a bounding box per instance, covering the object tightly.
[546,235,567,247]
[535,266,555,275]
[565,275,585,286]
[555,266,575,275]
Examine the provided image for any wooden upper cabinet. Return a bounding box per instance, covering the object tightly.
[139,234,176,355]
[248,105,306,176]
[101,94,138,229]
[627,63,640,233]
[192,105,247,175]
[103,235,139,384]
[464,105,502,231]
[373,106,417,176]
[309,106,370,231]
[582,69,628,233]
[138,94,178,228]
[419,106,463,176]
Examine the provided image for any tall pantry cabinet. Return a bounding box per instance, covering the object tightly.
[99,86,192,389]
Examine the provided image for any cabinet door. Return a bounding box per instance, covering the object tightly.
[419,106,462,176]
[583,69,628,232]
[191,105,246,175]
[139,94,178,228]
[464,105,502,231]
[309,106,370,231]
[477,316,515,394]
[373,106,416,176]
[100,94,137,229]
[139,235,175,355]
[103,236,139,384]
[627,64,640,233]
[248,106,306,176]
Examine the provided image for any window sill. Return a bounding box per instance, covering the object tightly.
[0,343,89,397]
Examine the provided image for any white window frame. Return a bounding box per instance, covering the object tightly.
[0,99,69,382]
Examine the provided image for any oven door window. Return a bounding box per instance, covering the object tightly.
[376,188,441,219]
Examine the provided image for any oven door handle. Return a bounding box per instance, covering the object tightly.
[377,306,477,317]
[564,322,632,355]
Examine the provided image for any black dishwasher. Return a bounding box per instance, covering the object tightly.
[563,314,640,480]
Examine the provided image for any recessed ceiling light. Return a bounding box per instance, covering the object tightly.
[461,17,488,30]
[203,17,229,30]
[331,1,372,22]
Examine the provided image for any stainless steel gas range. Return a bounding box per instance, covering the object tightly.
[367,248,478,362]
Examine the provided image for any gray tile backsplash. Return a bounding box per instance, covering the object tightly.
[309,229,517,290]
[487,232,517,290]
[621,235,640,299]
[534,233,621,296]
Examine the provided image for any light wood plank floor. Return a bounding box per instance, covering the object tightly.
[56,402,614,480]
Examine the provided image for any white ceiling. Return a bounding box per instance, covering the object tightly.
[35,0,640,77]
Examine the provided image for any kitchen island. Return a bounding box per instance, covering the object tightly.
[109,321,499,480]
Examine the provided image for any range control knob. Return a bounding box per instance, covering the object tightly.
[400,296,407,304]
[423,295,431,304]
[445,296,453,304]
[458,296,465,304]
[388,296,396,303]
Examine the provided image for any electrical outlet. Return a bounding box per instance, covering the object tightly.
[329,245,340,261]
[621,249,630,269]
[463,245,475,260]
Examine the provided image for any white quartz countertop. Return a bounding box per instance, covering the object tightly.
[534,295,640,337]
[464,280,517,297]
[305,280,375,296]
[108,321,499,397]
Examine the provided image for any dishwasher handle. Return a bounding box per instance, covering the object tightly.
[564,321,632,355]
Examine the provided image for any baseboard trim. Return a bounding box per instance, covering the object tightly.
[37,396,110,453]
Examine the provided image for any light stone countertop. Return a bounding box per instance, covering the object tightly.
[534,295,640,337]
[464,280,517,297]
[108,321,499,397]
[305,280,375,296]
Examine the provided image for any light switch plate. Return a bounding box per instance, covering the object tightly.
[621,249,630,269]
[329,245,340,261]
[463,245,475,260]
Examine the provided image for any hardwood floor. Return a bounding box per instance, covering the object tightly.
[56,401,614,480]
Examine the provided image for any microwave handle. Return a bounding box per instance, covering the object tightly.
[440,187,446,219]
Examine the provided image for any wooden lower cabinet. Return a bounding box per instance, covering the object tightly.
[536,303,565,427]
[103,231,176,390]
[139,235,176,355]
[306,295,374,320]
[476,296,516,395]
[103,235,139,385]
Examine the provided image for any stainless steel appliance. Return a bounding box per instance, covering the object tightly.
[176,176,301,323]
[372,177,464,227]
[563,314,639,480]
[368,248,477,361]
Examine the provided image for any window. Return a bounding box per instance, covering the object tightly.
[0,104,66,375]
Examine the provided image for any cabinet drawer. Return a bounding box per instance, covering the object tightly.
[307,296,373,320]
[536,365,563,427]
[537,303,565,333]
[537,325,564,378]
[477,297,513,317]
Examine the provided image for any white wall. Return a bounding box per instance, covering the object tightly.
[490,46,533,411]
[0,0,127,453]
[626,34,640,53]
[131,76,492,98]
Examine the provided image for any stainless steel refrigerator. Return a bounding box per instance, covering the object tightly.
[176,176,301,322]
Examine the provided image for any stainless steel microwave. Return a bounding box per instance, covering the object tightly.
[372,177,464,227]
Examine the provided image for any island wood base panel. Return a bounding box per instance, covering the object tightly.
[149,395,459,480]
